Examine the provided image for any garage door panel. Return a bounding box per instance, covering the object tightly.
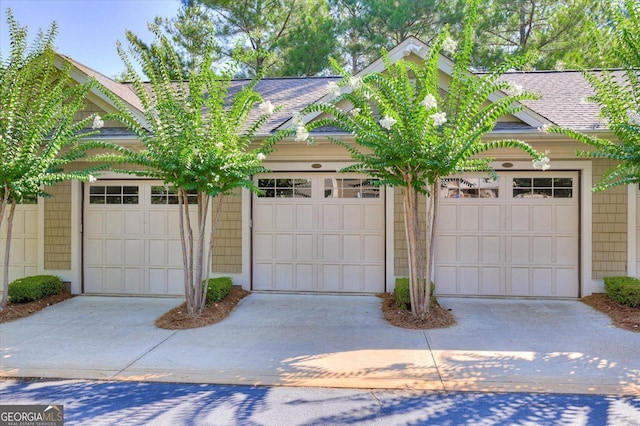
[532,205,553,231]
[124,239,143,265]
[556,237,578,264]
[342,265,361,289]
[460,267,479,293]
[104,268,123,293]
[364,205,384,229]
[437,235,457,262]
[321,204,342,229]
[295,234,313,261]
[509,236,530,263]
[148,211,167,235]
[435,266,457,294]
[460,236,479,262]
[148,239,167,265]
[124,268,144,293]
[105,239,123,263]
[253,264,273,290]
[296,205,313,229]
[556,205,579,231]
[276,205,295,229]
[532,268,552,296]
[275,264,294,290]
[532,237,552,263]
[321,264,341,291]
[84,268,103,293]
[511,205,530,231]
[481,205,501,231]
[85,211,104,234]
[275,234,294,260]
[254,234,273,260]
[343,235,362,261]
[167,269,183,294]
[254,205,273,229]
[556,269,578,297]
[106,211,125,234]
[438,205,457,230]
[508,268,530,295]
[295,264,314,291]
[481,237,500,262]
[460,205,480,231]
[343,205,362,230]
[363,235,384,260]
[481,268,501,294]
[321,234,341,260]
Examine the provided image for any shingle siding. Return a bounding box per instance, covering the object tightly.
[393,187,427,277]
[212,190,242,274]
[592,159,628,279]
[44,181,72,270]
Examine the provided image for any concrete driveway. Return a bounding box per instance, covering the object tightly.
[0,294,638,395]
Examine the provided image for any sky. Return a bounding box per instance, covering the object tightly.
[0,0,181,78]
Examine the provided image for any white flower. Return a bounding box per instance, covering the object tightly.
[349,76,363,90]
[257,152,266,161]
[554,60,566,71]
[421,94,437,110]
[350,108,361,116]
[629,110,640,126]
[431,112,447,126]
[503,81,523,97]
[295,125,309,142]
[327,81,341,97]
[92,115,104,130]
[88,175,97,183]
[532,155,551,171]
[258,100,274,115]
[292,112,304,126]
[537,124,552,133]
[442,36,457,55]
[379,115,397,130]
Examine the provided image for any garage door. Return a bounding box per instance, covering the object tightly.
[253,173,385,292]
[435,172,579,297]
[0,202,38,282]
[84,181,196,295]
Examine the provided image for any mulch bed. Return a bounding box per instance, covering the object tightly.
[378,292,456,329]
[155,286,250,329]
[0,292,74,323]
[581,293,640,333]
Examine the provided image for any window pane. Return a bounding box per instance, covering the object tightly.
[513,188,531,198]
[533,189,552,198]
[90,186,105,195]
[554,189,572,198]
[106,196,121,204]
[533,178,552,187]
[123,186,139,195]
[106,186,121,195]
[123,196,138,204]
[89,196,104,204]
[513,178,531,188]
[276,179,293,187]
[554,178,573,188]
[151,196,165,204]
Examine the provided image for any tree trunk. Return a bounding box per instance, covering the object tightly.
[402,179,438,319]
[1,200,16,309]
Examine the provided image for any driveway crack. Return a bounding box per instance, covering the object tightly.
[113,331,178,378]
[423,330,446,391]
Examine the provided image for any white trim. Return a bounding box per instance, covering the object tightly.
[37,196,45,275]
[385,186,395,293]
[628,184,637,277]
[70,181,83,293]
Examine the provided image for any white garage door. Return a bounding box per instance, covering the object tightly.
[0,203,38,282]
[253,173,385,293]
[84,181,196,295]
[435,172,579,297]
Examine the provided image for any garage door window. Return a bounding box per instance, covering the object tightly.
[324,178,380,198]
[441,177,499,199]
[151,186,198,204]
[89,186,139,204]
[257,178,311,198]
[513,177,573,198]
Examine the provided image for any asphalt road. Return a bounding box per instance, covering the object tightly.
[1,379,639,425]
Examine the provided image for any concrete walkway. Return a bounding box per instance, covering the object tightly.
[1,294,638,396]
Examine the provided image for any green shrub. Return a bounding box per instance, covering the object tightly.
[8,275,63,303]
[204,277,233,304]
[394,278,435,311]
[603,276,640,308]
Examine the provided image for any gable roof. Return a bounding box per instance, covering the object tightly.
[57,40,610,137]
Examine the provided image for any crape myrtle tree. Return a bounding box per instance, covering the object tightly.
[97,24,278,316]
[287,0,549,319]
[0,10,107,309]
[548,0,640,190]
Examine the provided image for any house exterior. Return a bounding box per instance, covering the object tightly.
[1,37,633,299]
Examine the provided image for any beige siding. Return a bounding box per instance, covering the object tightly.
[44,181,72,270]
[592,159,628,279]
[394,187,427,277]
[212,190,242,274]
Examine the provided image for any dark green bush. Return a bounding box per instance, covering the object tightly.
[204,277,233,305]
[394,278,435,311]
[8,275,63,303]
[603,276,640,308]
